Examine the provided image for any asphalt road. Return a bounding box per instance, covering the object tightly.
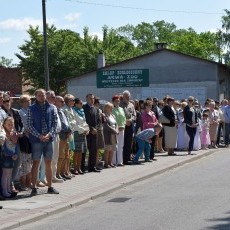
[17,149,230,230]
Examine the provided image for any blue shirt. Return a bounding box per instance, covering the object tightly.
[224,105,230,123]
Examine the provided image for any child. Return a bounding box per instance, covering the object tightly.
[200,113,211,150]
[0,117,19,198]
[133,124,162,163]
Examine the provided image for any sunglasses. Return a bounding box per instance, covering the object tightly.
[3,100,10,103]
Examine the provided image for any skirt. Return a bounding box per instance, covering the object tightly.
[164,126,177,148]
[209,123,218,141]
[97,128,105,149]
[74,132,87,153]
[104,134,116,151]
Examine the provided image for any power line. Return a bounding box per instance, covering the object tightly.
[63,0,223,15]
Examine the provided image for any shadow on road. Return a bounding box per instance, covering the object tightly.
[206,212,230,230]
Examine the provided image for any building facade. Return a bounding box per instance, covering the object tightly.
[67,49,230,104]
[0,66,23,96]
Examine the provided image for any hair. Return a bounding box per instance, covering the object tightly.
[181,101,188,109]
[143,100,152,108]
[74,98,82,104]
[86,93,94,99]
[34,88,46,96]
[158,100,164,106]
[209,101,215,107]
[123,90,131,97]
[19,94,30,104]
[64,94,75,104]
[104,102,113,113]
[3,116,14,127]
[112,95,120,102]
[146,97,153,101]
[46,90,55,97]
[94,98,100,104]
[174,100,181,106]
[3,93,10,101]
[167,97,174,103]
[202,113,209,117]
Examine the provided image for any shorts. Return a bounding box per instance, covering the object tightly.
[18,152,32,176]
[31,141,53,161]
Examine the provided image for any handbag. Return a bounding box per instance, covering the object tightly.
[82,122,90,132]
[158,114,170,124]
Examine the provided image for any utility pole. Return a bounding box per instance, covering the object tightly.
[42,0,49,90]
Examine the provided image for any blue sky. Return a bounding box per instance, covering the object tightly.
[0,0,229,64]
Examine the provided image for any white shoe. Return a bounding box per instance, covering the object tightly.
[52,177,64,183]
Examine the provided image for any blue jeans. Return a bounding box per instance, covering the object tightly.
[31,141,53,161]
[224,123,230,145]
[133,138,151,162]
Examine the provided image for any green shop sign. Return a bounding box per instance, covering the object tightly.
[97,69,149,88]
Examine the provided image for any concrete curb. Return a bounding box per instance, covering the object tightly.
[3,149,219,230]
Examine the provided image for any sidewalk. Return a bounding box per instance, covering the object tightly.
[0,148,222,230]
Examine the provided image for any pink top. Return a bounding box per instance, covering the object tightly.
[141,110,158,130]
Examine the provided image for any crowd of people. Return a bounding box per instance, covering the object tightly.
[0,88,229,199]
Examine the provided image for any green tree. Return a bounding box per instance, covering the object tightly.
[170,28,220,60]
[16,25,83,94]
[101,25,137,65]
[221,9,230,64]
[0,56,17,67]
[118,21,177,54]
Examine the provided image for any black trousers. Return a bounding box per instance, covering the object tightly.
[123,125,134,164]
[150,135,157,159]
[216,122,223,145]
[86,133,97,170]
[186,126,197,152]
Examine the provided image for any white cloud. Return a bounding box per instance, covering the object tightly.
[0,37,11,44]
[64,13,81,22]
[90,32,103,40]
[0,17,56,31]
[209,28,224,33]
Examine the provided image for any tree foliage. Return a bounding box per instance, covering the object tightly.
[15,14,230,92]
[0,56,17,68]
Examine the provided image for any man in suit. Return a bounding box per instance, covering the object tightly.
[83,94,101,172]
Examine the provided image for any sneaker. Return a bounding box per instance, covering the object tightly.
[31,187,38,196]
[52,177,64,183]
[47,187,59,194]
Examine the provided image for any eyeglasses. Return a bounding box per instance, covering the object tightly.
[3,100,10,103]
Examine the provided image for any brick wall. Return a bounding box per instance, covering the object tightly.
[0,67,22,95]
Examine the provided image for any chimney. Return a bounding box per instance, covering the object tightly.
[97,53,105,69]
[154,42,168,50]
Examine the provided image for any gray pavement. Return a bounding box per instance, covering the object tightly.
[16,147,230,230]
[0,148,223,229]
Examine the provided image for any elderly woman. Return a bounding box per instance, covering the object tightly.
[72,98,89,174]
[112,95,126,166]
[103,102,118,168]
[62,94,76,179]
[183,96,199,155]
[209,101,220,148]
[162,97,178,155]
